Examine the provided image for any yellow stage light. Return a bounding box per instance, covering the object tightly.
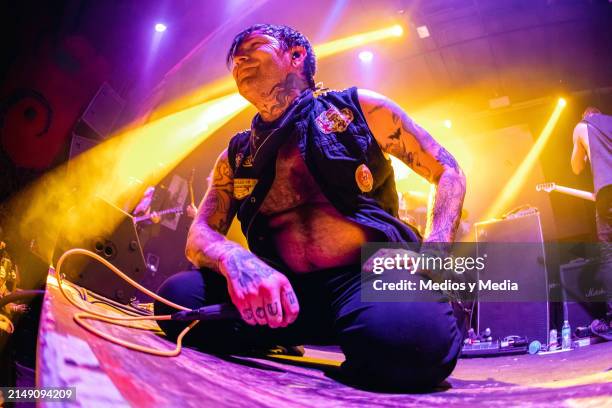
[391,25,404,37]
[148,76,239,122]
[5,93,250,264]
[484,99,567,220]
[109,92,249,199]
[443,119,452,129]
[314,24,404,59]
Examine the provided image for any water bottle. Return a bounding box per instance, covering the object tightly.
[548,329,558,350]
[561,320,571,350]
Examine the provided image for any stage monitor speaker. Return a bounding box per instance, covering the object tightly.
[68,133,99,160]
[77,82,125,139]
[475,212,550,343]
[560,258,610,328]
[53,197,146,304]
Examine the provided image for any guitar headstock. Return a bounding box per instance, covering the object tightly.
[536,182,556,193]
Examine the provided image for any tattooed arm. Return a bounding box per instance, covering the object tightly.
[185,148,240,269]
[186,148,299,328]
[358,89,466,244]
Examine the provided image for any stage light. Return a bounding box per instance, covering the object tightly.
[359,51,373,63]
[314,24,405,59]
[390,24,404,37]
[443,119,452,129]
[484,99,567,220]
[155,23,167,32]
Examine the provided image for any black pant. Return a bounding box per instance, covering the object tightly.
[596,185,612,243]
[595,186,612,315]
[154,265,463,391]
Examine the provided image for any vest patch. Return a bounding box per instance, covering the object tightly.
[242,154,254,167]
[355,163,374,193]
[315,105,354,134]
[234,178,258,199]
[235,153,244,168]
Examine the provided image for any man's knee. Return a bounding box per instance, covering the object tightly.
[339,303,462,390]
[341,334,460,390]
[154,270,209,339]
[155,271,204,308]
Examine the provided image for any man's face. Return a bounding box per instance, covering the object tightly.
[231,32,296,102]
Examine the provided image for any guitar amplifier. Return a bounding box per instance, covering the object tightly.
[560,258,611,328]
[474,212,550,343]
[53,197,147,304]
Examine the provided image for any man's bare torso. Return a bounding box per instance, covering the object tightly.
[258,135,378,273]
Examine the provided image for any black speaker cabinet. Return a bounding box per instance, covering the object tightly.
[53,197,146,304]
[474,212,550,343]
[560,258,610,328]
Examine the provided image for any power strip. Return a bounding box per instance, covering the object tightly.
[461,341,528,358]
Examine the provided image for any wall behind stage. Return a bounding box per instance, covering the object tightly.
[0,35,110,202]
[456,124,557,240]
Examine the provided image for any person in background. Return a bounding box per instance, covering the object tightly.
[571,106,612,337]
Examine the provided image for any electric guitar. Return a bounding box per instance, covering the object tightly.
[536,182,596,202]
[133,206,184,224]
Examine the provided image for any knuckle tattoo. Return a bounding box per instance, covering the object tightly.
[266,302,279,316]
[285,291,296,305]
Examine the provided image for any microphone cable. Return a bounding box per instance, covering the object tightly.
[54,248,236,357]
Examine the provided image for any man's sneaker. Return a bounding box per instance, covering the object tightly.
[590,319,612,341]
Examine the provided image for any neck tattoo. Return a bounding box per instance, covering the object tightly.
[258,73,308,122]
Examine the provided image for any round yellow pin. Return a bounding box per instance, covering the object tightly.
[355,163,374,193]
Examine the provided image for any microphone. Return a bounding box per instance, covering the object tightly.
[171,303,241,321]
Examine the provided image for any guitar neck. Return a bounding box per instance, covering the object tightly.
[157,206,183,216]
[553,186,596,202]
[134,206,183,223]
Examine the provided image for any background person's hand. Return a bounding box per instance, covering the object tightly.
[186,203,197,218]
[219,252,300,328]
[150,211,161,224]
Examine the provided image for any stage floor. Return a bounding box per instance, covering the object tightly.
[38,271,612,407]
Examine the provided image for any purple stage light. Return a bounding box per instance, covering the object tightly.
[155,23,167,33]
[358,51,373,63]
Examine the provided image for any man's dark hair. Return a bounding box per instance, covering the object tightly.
[582,106,601,119]
[226,24,317,89]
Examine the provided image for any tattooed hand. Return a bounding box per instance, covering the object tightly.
[186,149,299,328]
[219,250,300,328]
